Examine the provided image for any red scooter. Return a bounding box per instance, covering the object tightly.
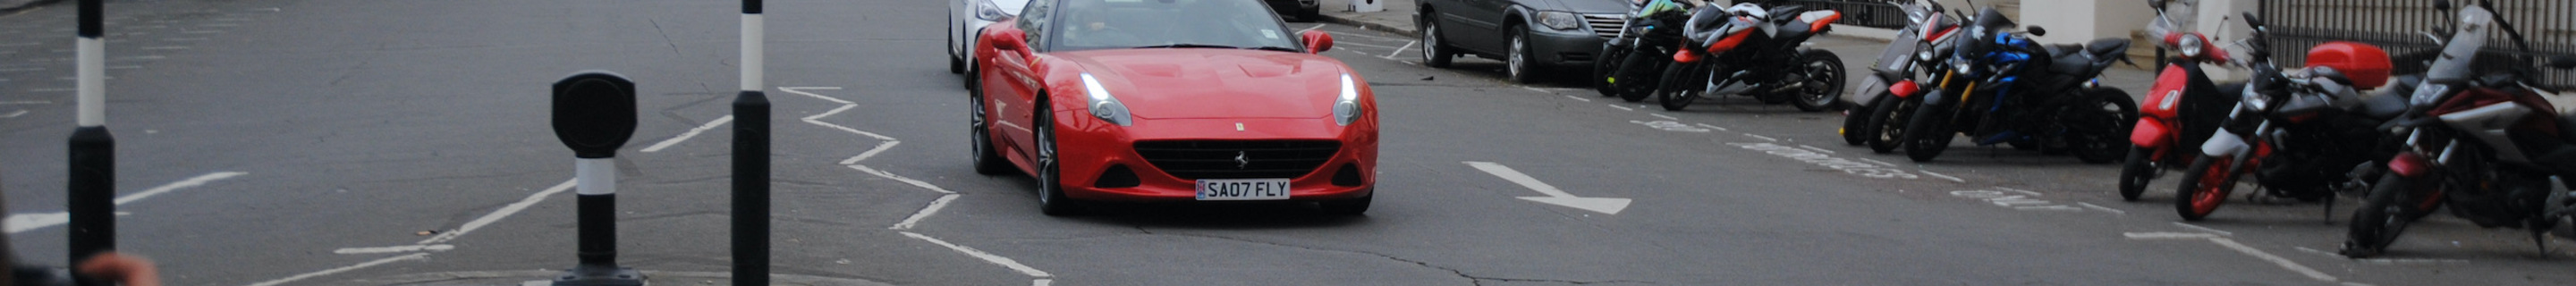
[2116,2,2241,201]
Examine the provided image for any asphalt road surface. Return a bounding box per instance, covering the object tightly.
[4,0,2574,285]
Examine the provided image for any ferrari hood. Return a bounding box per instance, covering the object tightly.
[1057,48,1352,120]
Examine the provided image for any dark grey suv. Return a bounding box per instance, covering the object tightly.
[1417,0,1629,82]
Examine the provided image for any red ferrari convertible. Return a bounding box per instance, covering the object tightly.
[969,0,1378,215]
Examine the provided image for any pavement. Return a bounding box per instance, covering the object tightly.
[4,0,2576,285]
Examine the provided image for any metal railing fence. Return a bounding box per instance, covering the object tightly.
[2260,0,2574,89]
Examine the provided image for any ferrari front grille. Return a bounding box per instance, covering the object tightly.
[1132,140,1341,180]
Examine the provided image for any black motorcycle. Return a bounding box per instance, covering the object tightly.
[1649,3,1845,112]
[1842,0,1961,150]
[1596,0,1699,102]
[2342,0,2576,257]
[1898,7,2137,164]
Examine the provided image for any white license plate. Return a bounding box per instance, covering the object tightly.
[1195,179,1292,200]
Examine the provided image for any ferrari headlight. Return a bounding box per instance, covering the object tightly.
[1537,11,1583,31]
[1335,73,1363,126]
[1079,73,1132,126]
[2177,34,2206,58]
[974,0,1011,21]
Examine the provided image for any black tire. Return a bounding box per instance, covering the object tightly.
[1614,52,1661,102]
[970,86,1012,175]
[1594,42,1628,97]
[1420,15,1455,68]
[2072,90,2139,164]
[1867,96,1915,154]
[1902,94,1954,162]
[2174,155,2235,221]
[1841,98,1875,146]
[1791,50,1845,112]
[2343,174,2426,257]
[1034,106,1083,216]
[949,15,966,74]
[1507,26,1542,83]
[2116,146,2157,201]
[1656,63,1699,111]
[1318,194,1372,215]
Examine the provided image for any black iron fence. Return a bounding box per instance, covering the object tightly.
[2260,0,2575,89]
[1775,0,1909,29]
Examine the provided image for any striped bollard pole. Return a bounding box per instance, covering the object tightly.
[66,1,117,285]
[550,72,643,286]
[733,0,773,285]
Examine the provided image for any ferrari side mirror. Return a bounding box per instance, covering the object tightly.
[1301,30,1335,54]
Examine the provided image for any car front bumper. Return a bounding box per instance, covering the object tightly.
[1527,28,1608,67]
[1053,117,1378,202]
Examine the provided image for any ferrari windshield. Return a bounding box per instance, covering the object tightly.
[1046,0,1301,52]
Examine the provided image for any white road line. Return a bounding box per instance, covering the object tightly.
[2074,202,2125,214]
[1994,187,2040,196]
[1561,95,1592,102]
[1033,279,1054,286]
[1384,40,1416,59]
[418,179,575,245]
[244,253,430,286]
[1795,145,1835,154]
[1916,170,1964,182]
[1520,86,1548,93]
[28,88,73,93]
[902,231,1053,278]
[889,194,961,230]
[1857,158,1898,167]
[1606,105,1634,111]
[2208,237,2337,282]
[1741,134,1778,141]
[1648,114,1677,120]
[0,100,47,105]
[2342,282,2377,286]
[1299,23,1325,33]
[1692,123,1729,131]
[638,115,733,153]
[2123,231,2220,240]
[1464,162,1574,198]
[6,172,247,233]
[139,46,188,50]
[0,110,24,118]
[331,244,453,255]
[2171,222,2234,236]
[850,164,959,195]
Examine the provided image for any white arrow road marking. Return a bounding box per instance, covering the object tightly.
[2126,232,2337,282]
[6,172,246,233]
[1463,162,1631,214]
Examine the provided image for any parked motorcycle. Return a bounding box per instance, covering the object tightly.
[2342,0,2576,257]
[1898,7,2138,164]
[2170,13,2408,221]
[1840,0,1961,147]
[1649,3,1845,112]
[1597,0,1699,102]
[2117,0,2245,200]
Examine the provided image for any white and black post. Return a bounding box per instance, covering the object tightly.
[733,0,773,285]
[550,72,643,286]
[66,1,116,285]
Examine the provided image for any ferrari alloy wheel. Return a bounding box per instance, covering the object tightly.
[1035,106,1083,216]
[970,88,1011,175]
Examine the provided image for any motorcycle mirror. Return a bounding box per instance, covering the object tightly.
[2432,0,2451,12]
[2026,26,2046,37]
[2241,12,2263,28]
[1300,30,1334,54]
[2551,55,2576,70]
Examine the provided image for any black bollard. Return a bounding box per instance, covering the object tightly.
[550,72,643,286]
[734,0,771,285]
[67,1,115,285]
